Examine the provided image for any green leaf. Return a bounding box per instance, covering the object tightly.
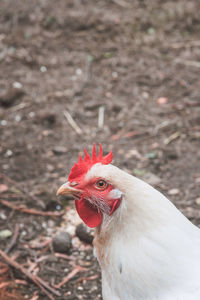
[0,229,12,239]
[145,151,157,159]
[133,168,146,176]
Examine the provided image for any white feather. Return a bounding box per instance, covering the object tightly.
[87,163,200,300]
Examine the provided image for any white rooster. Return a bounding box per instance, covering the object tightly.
[57,144,200,300]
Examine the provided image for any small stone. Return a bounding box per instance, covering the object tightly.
[0,229,12,239]
[112,71,118,78]
[5,149,13,157]
[157,97,168,105]
[52,146,67,155]
[52,231,72,253]
[1,120,7,126]
[46,164,55,172]
[195,197,200,205]
[195,177,200,183]
[147,27,155,35]
[142,91,149,99]
[0,87,24,108]
[76,68,82,75]
[168,188,180,196]
[75,223,94,244]
[0,212,7,220]
[15,115,21,122]
[40,66,47,72]
[13,81,22,89]
[29,112,35,118]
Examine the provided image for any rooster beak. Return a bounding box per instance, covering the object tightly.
[56,182,80,196]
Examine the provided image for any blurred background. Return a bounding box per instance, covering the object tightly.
[0,0,200,299]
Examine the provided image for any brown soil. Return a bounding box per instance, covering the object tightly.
[0,0,200,299]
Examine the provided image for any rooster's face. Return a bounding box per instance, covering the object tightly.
[57,145,122,228]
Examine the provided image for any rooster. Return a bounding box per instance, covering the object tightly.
[57,144,200,300]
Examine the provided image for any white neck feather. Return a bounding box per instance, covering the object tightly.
[88,164,200,299]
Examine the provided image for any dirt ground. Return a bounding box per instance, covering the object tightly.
[0,0,200,299]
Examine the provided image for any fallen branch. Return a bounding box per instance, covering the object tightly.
[5,224,20,254]
[0,200,63,217]
[0,249,60,300]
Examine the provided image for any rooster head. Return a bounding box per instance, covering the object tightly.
[57,144,122,228]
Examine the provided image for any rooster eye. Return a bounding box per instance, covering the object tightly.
[95,180,107,190]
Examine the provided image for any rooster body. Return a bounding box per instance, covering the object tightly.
[57,145,200,300]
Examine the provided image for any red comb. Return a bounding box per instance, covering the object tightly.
[68,144,113,182]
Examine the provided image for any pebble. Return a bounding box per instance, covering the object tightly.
[13,81,22,89]
[195,197,200,205]
[52,146,68,155]
[75,223,94,244]
[1,120,7,126]
[157,97,168,105]
[5,149,13,157]
[52,231,72,253]
[40,66,47,72]
[0,212,7,220]
[168,188,180,196]
[76,68,82,75]
[0,87,24,108]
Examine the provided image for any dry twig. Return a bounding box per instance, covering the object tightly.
[98,106,105,128]
[164,132,180,145]
[0,249,60,300]
[55,252,76,261]
[63,110,82,135]
[5,224,20,254]
[0,199,63,217]
[54,265,86,289]
[75,274,99,284]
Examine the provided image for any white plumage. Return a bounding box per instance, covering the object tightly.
[87,163,200,300]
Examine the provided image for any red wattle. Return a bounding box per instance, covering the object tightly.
[75,197,102,228]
